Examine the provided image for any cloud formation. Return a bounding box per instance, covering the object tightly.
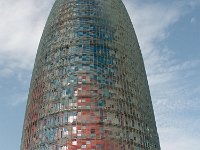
[123,0,200,149]
[124,0,200,109]
[0,0,55,76]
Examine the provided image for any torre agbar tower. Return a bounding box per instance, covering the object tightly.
[21,0,160,150]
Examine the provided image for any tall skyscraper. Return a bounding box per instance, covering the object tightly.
[21,0,160,149]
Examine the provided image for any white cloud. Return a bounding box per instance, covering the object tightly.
[0,0,55,76]
[124,0,200,106]
[0,68,13,77]
[124,0,200,149]
[159,126,200,150]
[123,0,183,70]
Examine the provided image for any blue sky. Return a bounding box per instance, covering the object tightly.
[0,0,199,149]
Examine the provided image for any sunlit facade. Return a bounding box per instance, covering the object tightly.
[21,0,160,149]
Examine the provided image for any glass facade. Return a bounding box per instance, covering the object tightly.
[21,0,160,150]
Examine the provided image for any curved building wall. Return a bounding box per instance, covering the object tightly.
[21,0,160,150]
